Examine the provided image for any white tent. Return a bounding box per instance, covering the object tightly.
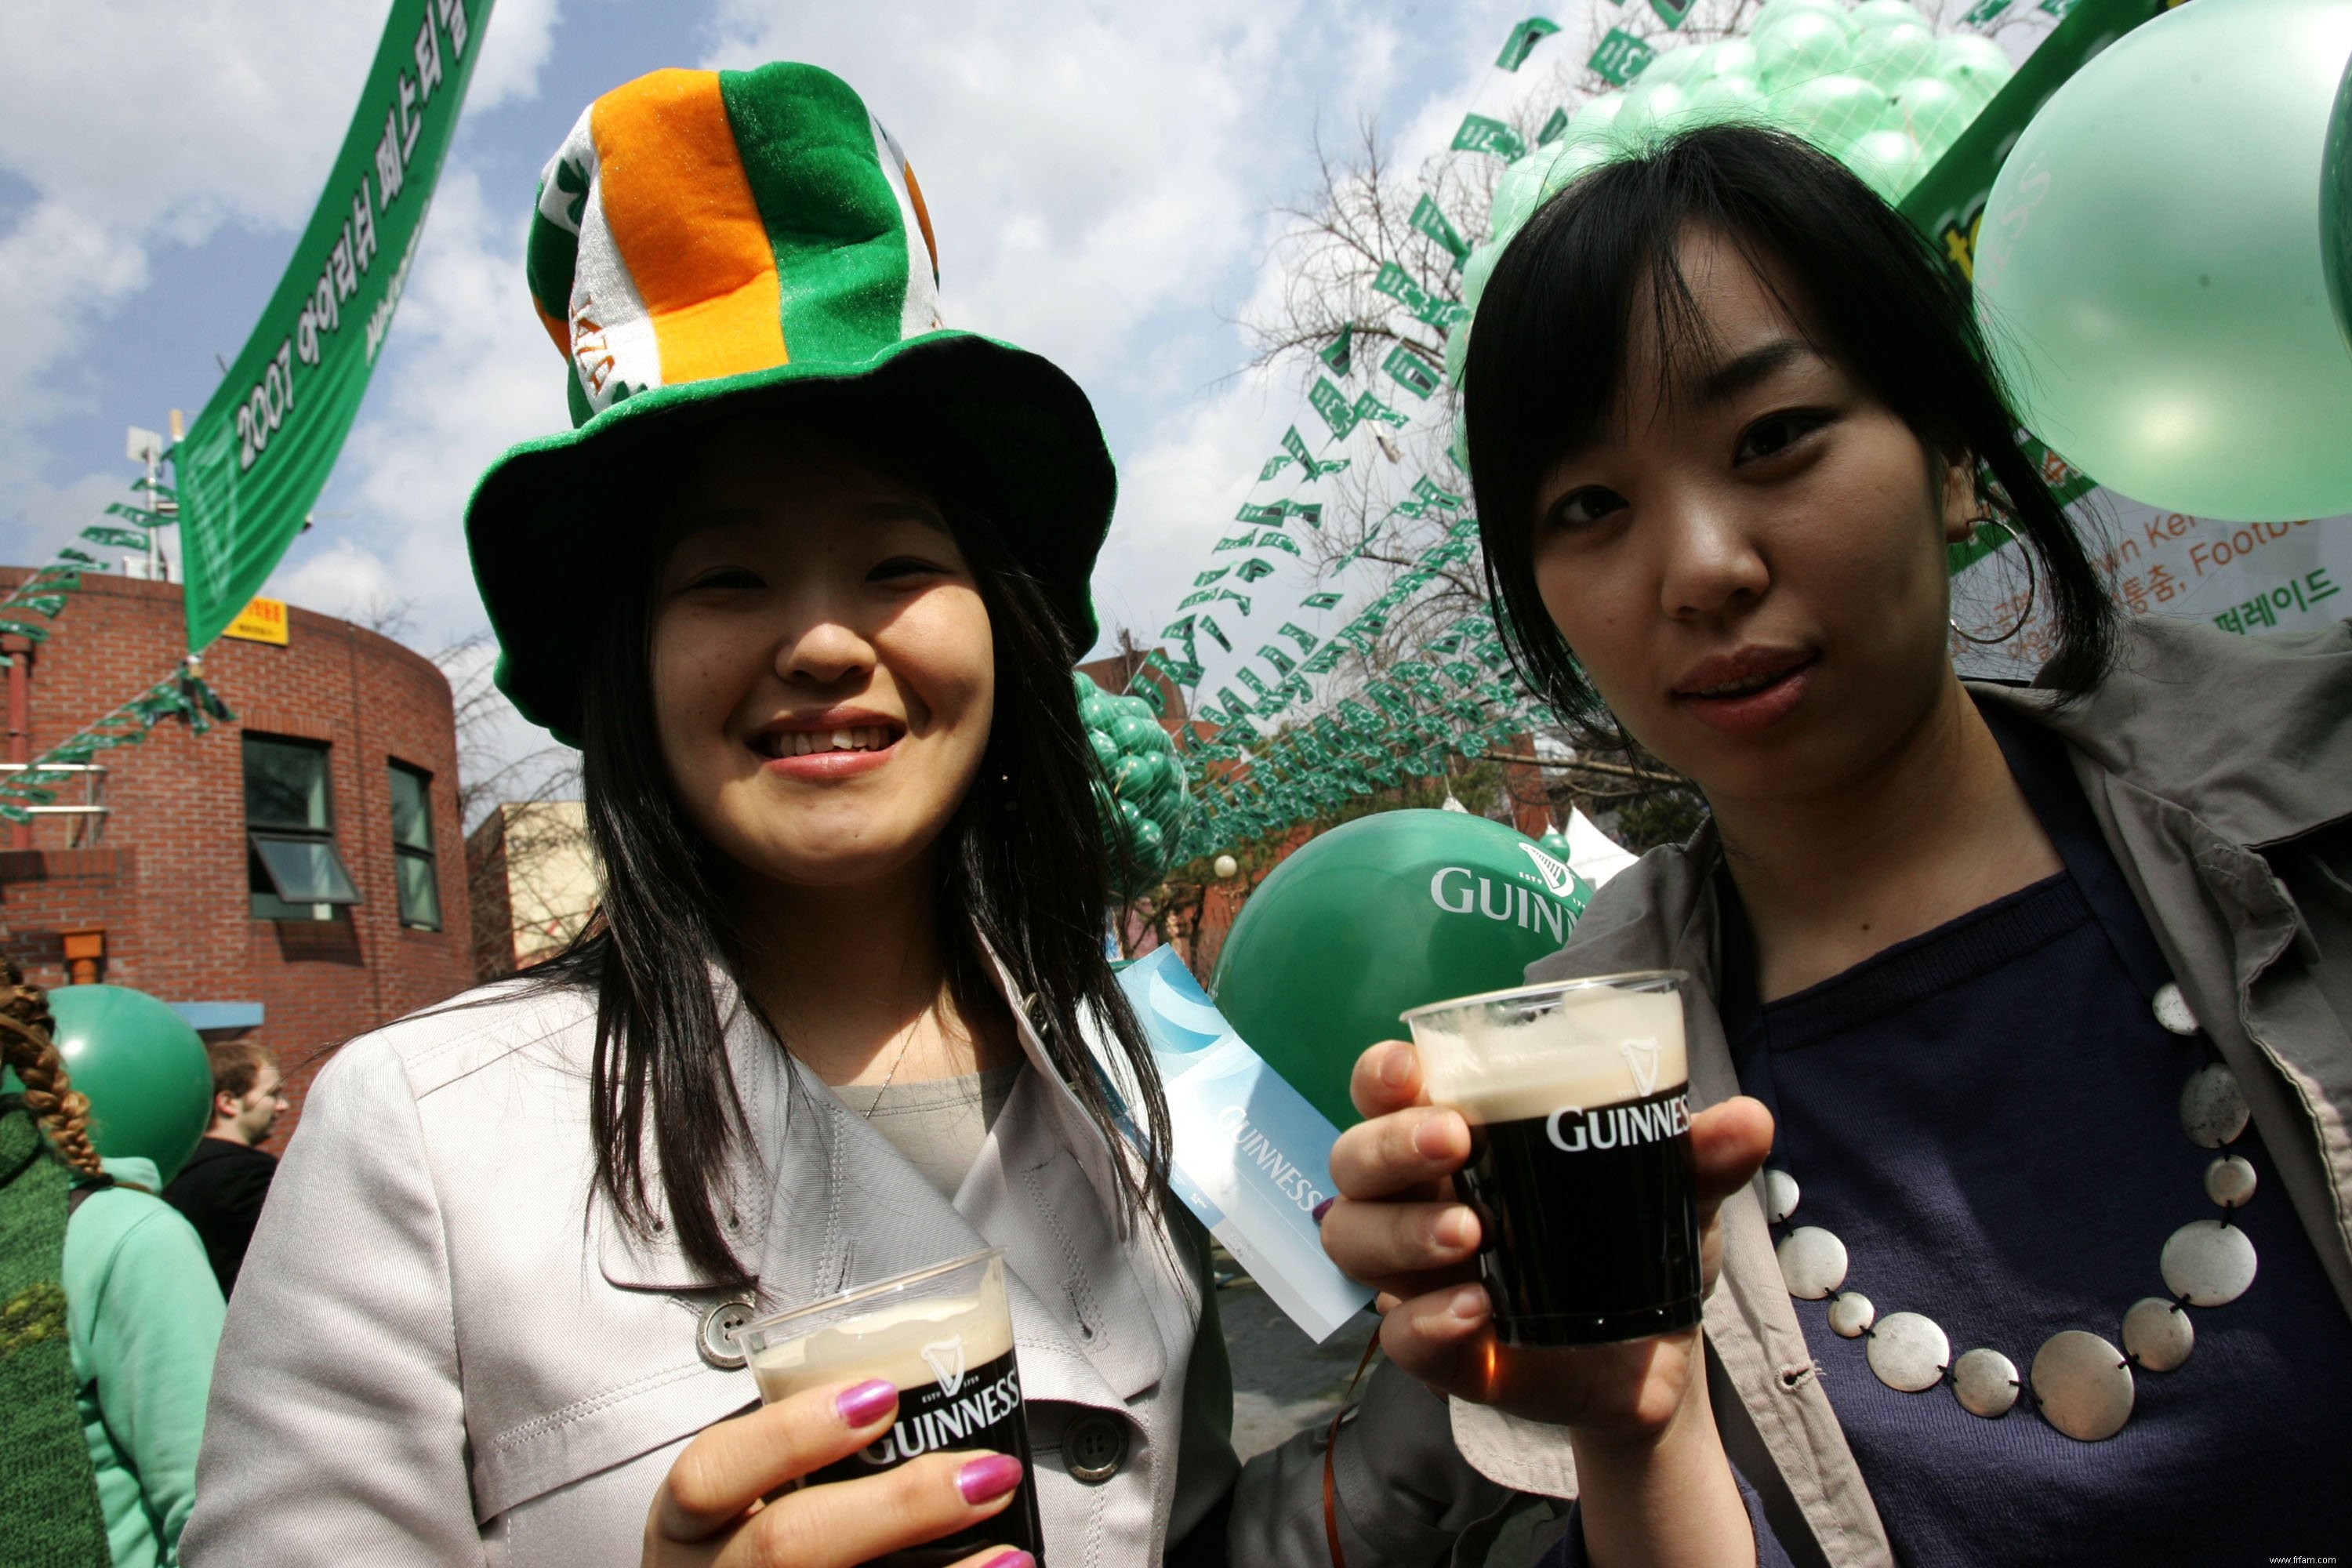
[1564,808,1640,888]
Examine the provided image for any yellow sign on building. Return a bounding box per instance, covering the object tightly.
[222,597,290,646]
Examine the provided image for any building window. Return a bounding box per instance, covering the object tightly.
[245,735,359,921]
[389,762,442,931]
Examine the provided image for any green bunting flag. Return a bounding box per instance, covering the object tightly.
[104,503,168,528]
[1238,502,1287,524]
[1411,194,1472,268]
[1194,566,1231,586]
[1290,501,1325,528]
[1353,391,1410,429]
[1277,622,1319,652]
[1385,343,1442,400]
[1588,27,1657,85]
[178,0,495,655]
[81,526,147,550]
[1650,0,1691,28]
[1258,644,1298,676]
[1235,558,1276,583]
[1214,530,1258,552]
[1537,106,1573,146]
[1496,16,1563,70]
[1308,377,1359,440]
[1301,590,1344,610]
[1373,260,1432,313]
[1451,114,1526,159]
[1414,474,1468,510]
[1200,615,1233,653]
[1256,531,1302,557]
[1259,455,1293,481]
[1319,325,1356,376]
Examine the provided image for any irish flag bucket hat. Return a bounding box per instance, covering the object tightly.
[467,62,1115,744]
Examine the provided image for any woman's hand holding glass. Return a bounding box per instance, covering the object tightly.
[1319,1037,1775,1437]
[641,1379,1032,1568]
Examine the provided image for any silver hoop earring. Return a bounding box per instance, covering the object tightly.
[1951,532,2038,645]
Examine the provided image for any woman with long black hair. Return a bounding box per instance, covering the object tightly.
[183,62,1500,1568]
[1321,124,2352,1566]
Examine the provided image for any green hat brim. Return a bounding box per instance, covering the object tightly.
[466,330,1113,746]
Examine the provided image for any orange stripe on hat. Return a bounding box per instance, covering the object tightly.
[902,160,940,281]
[590,69,786,384]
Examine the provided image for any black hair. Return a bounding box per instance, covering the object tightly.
[530,408,1170,1287]
[1465,124,2117,724]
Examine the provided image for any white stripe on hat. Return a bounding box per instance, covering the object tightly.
[568,169,664,416]
[536,105,598,235]
[870,116,943,339]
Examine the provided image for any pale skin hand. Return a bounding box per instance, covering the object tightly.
[642,1380,1026,1568]
[1320,1039,1775,1568]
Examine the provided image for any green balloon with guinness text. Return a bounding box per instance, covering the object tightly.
[1210,810,1593,1130]
[47,985,214,1184]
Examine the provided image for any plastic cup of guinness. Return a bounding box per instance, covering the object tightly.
[1403,971,1700,1348]
[739,1247,1044,1566]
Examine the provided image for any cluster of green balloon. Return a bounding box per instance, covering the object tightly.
[1973,0,2352,523]
[1211,810,1592,1130]
[1461,0,2014,379]
[49,985,214,1183]
[1076,674,1190,898]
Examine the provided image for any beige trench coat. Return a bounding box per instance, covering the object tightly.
[183,949,1502,1567]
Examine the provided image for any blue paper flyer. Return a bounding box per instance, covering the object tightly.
[1111,947,1372,1341]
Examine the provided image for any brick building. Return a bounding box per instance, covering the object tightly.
[0,569,472,1152]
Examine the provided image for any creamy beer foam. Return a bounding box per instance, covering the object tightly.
[1412,985,1686,1123]
[750,1281,1014,1403]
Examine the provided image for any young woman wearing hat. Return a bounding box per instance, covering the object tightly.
[183,63,1502,1568]
[1319,125,2352,1566]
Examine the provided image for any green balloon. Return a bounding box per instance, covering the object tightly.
[1707,38,1761,81]
[1749,0,1845,38]
[1850,0,1928,32]
[1568,92,1628,141]
[1843,127,1923,202]
[1782,73,1890,155]
[1210,810,1592,1129]
[1490,149,1553,236]
[1851,21,1936,91]
[2325,49,2352,358]
[1889,74,1977,161]
[1639,42,1712,88]
[1689,73,1771,125]
[1617,78,1698,141]
[1973,0,2352,521]
[1755,10,1857,93]
[1541,138,1620,200]
[1936,33,2012,103]
[49,986,212,1183]
[1463,239,1505,310]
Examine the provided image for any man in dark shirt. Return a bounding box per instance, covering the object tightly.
[163,1040,289,1296]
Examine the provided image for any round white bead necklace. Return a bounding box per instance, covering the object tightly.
[1767,982,2259,1442]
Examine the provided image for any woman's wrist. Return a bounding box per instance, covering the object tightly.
[1565,1344,1753,1568]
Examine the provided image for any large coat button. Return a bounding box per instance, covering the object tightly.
[699,1299,757,1370]
[1062,1413,1127,1483]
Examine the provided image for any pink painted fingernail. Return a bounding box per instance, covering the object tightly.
[1312,1196,1336,1223]
[982,1553,1036,1568]
[835,1379,896,1428]
[957,1453,1025,1504]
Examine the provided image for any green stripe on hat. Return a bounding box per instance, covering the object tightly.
[717,63,912,367]
[525,194,579,335]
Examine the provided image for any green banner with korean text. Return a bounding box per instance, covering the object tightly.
[175,0,495,652]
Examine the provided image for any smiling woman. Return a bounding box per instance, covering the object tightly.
[182,58,1503,1568]
[1319,124,2352,1568]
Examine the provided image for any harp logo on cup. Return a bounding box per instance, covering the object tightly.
[920,1336,966,1398]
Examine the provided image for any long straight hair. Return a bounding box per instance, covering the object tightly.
[529,413,1171,1287]
[1465,125,2118,724]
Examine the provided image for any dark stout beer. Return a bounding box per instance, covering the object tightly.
[1406,973,1702,1348]
[743,1250,1047,1566]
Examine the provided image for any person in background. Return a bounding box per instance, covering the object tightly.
[0,957,224,1568]
[162,1040,287,1297]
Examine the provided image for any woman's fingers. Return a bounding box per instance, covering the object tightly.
[1330,1104,1471,1200]
[713,1451,1028,1568]
[652,1379,900,1545]
[1320,1190,1482,1295]
[1349,1039,1427,1120]
[1690,1097,1775,1213]
[1371,1283,1500,1401]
